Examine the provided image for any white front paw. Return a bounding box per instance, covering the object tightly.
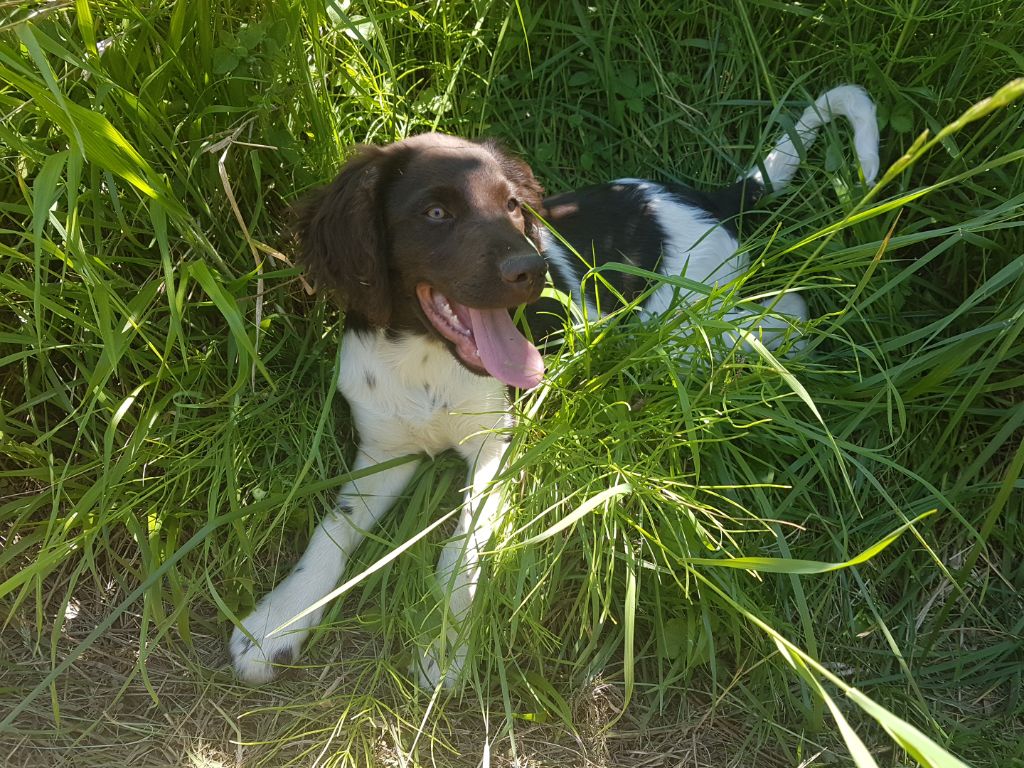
[414,632,468,690]
[230,582,320,684]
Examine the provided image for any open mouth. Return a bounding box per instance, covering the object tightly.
[416,283,544,390]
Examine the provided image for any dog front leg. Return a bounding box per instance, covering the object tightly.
[416,438,508,688]
[231,447,418,683]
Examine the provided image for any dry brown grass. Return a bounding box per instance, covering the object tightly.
[2,586,793,768]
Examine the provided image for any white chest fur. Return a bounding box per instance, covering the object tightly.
[337,329,511,457]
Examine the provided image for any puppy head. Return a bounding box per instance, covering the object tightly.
[297,134,549,388]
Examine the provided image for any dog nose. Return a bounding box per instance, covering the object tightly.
[500,253,547,287]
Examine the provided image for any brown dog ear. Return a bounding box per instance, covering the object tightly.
[478,139,546,250]
[296,146,392,326]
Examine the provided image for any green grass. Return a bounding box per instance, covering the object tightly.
[2,1,1023,766]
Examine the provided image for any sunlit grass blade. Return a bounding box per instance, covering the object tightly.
[680,510,936,573]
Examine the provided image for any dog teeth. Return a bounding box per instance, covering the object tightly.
[433,292,471,337]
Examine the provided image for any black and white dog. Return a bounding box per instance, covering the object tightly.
[230,86,879,687]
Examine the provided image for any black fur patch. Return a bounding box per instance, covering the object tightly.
[525,177,765,339]
[543,182,668,308]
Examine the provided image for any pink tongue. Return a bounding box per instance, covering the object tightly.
[467,308,545,390]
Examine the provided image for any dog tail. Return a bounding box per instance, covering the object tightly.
[747,85,880,191]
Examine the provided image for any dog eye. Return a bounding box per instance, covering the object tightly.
[507,197,520,213]
[424,206,451,221]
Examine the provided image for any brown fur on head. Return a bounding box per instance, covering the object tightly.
[296,134,546,333]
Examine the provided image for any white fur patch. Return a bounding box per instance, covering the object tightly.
[337,330,510,456]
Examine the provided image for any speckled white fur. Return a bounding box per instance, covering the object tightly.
[230,329,510,686]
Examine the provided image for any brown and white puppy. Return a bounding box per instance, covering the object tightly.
[230,86,879,687]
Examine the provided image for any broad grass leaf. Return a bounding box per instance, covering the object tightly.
[847,689,972,768]
[680,510,936,574]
